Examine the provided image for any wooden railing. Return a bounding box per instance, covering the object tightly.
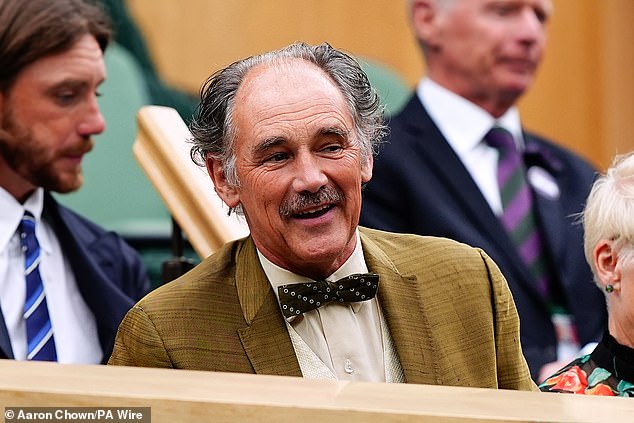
[0,360,632,422]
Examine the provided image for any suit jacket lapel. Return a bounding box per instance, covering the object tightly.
[402,99,546,299]
[534,190,566,274]
[235,238,302,377]
[523,135,567,272]
[403,98,513,254]
[43,193,136,362]
[0,307,13,359]
[360,229,440,385]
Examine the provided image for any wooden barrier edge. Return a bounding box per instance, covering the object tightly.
[0,360,632,423]
[132,106,249,258]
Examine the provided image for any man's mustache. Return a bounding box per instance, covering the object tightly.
[280,185,344,217]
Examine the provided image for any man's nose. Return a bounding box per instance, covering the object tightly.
[292,153,328,193]
[77,98,106,137]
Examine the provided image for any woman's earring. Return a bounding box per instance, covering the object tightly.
[605,284,614,293]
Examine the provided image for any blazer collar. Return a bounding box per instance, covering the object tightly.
[402,97,513,251]
[359,229,440,385]
[523,136,567,282]
[0,310,12,359]
[235,237,302,377]
[42,192,137,362]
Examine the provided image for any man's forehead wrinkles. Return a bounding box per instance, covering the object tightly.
[254,99,342,117]
[252,105,349,131]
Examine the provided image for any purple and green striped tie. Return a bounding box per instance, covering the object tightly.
[20,211,57,361]
[485,127,550,299]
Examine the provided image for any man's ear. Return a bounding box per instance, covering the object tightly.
[411,0,442,48]
[594,240,621,288]
[361,153,373,183]
[206,157,240,208]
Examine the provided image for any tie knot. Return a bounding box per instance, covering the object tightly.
[19,211,38,251]
[485,127,517,152]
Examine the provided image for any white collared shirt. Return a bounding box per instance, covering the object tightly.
[418,78,524,215]
[0,187,102,363]
[258,231,386,381]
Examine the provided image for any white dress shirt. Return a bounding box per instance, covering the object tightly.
[259,231,400,382]
[417,78,524,215]
[0,187,102,363]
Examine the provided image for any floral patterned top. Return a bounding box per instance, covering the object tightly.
[539,332,634,396]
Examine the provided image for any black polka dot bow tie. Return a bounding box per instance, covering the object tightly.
[278,273,379,319]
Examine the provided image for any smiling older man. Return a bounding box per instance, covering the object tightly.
[109,42,535,390]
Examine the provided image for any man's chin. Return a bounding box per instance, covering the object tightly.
[53,185,82,194]
[504,73,535,94]
[55,181,83,194]
[497,80,532,104]
[41,175,84,194]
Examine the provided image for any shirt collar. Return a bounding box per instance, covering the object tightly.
[0,187,48,253]
[417,78,524,154]
[258,230,370,318]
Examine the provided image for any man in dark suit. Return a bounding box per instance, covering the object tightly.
[0,0,149,363]
[360,0,606,381]
[109,42,535,391]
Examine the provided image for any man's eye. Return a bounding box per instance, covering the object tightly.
[266,152,288,163]
[492,6,513,16]
[534,8,549,24]
[323,144,343,153]
[55,92,77,105]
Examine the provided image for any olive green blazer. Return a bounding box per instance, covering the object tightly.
[109,227,535,390]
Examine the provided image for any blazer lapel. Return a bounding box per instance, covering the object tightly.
[360,229,440,385]
[235,238,302,377]
[44,194,135,362]
[403,100,548,300]
[524,136,567,273]
[403,98,513,255]
[0,307,13,359]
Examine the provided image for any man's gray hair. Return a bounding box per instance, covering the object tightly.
[189,42,387,187]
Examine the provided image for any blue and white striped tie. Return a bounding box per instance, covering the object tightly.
[20,211,57,361]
